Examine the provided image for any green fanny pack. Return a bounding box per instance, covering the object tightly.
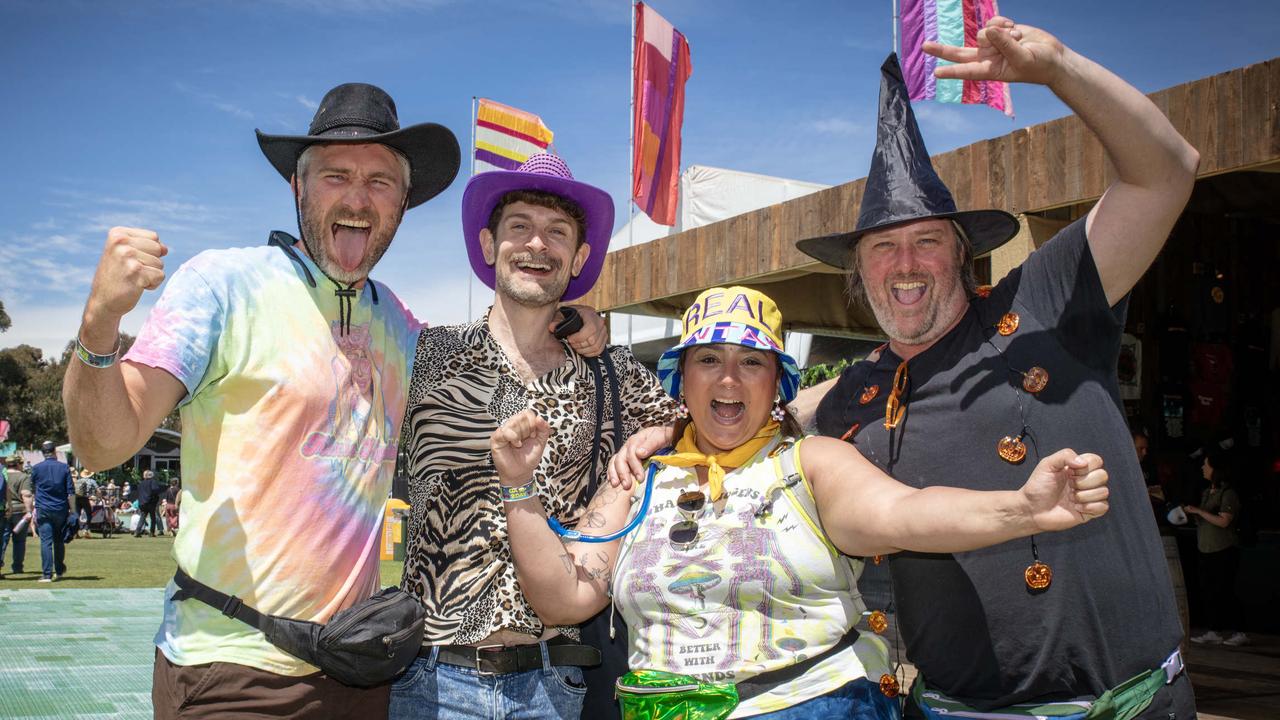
[617,627,861,719]
[913,649,1184,720]
[616,670,739,720]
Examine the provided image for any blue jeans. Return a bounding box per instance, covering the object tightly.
[746,677,901,719]
[36,509,68,579]
[1,512,29,573]
[389,643,587,720]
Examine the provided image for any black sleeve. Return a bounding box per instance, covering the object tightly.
[1014,217,1128,374]
[815,362,872,439]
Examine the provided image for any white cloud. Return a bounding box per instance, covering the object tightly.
[0,299,151,361]
[296,94,318,110]
[808,117,864,136]
[174,81,254,120]
[913,102,976,134]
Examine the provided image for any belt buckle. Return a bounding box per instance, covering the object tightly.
[472,643,505,677]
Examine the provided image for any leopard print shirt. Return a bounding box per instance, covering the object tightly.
[401,317,676,644]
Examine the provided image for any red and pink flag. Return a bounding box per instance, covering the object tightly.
[632,2,692,226]
[900,0,1013,117]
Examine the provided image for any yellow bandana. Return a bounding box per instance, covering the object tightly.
[651,421,780,502]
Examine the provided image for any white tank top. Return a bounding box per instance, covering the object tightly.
[612,436,891,717]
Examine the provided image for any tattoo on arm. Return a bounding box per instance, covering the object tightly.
[584,552,613,586]
[559,553,575,577]
[584,511,607,529]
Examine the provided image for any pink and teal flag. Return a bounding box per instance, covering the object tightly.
[900,0,1013,117]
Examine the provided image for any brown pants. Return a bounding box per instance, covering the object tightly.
[152,649,390,719]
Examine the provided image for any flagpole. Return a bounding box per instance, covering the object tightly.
[626,1,637,349]
[468,96,477,321]
[892,0,899,56]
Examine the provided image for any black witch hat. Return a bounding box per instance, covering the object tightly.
[797,53,1018,269]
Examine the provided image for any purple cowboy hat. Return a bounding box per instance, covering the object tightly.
[462,154,614,302]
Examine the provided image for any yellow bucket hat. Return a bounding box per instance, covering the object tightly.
[656,286,801,402]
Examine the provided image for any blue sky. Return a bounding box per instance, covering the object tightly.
[3,0,1277,359]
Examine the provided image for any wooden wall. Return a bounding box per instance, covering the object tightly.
[583,57,1280,317]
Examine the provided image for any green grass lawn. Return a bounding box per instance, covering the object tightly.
[1,533,406,589]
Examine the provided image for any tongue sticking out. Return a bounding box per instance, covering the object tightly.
[332,225,370,273]
[892,285,927,306]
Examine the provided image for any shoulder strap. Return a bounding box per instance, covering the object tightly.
[584,349,623,501]
[586,356,605,500]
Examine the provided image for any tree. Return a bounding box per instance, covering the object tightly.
[0,300,10,332]
[0,333,172,450]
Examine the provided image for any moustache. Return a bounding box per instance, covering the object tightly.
[325,204,380,230]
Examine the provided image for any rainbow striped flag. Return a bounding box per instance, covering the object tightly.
[474,98,554,173]
[900,0,1013,117]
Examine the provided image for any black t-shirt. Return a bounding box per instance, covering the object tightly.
[816,219,1181,708]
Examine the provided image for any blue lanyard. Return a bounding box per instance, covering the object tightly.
[545,461,660,543]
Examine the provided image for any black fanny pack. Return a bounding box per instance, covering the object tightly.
[171,568,425,688]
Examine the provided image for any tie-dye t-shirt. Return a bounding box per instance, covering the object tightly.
[124,240,422,675]
[612,437,890,717]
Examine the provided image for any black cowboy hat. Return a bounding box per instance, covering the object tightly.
[256,83,461,209]
[797,53,1018,269]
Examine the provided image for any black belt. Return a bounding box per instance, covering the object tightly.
[422,636,602,675]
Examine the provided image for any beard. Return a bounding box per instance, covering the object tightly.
[863,270,962,347]
[298,191,402,285]
[494,252,572,307]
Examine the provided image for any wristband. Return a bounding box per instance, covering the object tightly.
[75,333,121,369]
[499,479,537,503]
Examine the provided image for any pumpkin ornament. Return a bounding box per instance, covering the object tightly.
[1021,366,1049,394]
[1025,537,1052,591]
[868,610,889,634]
[1025,561,1053,590]
[996,312,1020,336]
[879,673,900,698]
[997,434,1028,464]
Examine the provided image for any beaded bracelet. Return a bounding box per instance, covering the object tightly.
[74,333,121,369]
[499,479,537,503]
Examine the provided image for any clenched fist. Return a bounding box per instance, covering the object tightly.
[87,227,168,321]
[491,409,550,488]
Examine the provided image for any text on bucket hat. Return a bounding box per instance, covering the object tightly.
[461,153,614,302]
[657,286,802,403]
[256,83,460,209]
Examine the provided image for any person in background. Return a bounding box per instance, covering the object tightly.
[133,470,163,538]
[30,441,75,582]
[1,455,35,577]
[162,478,181,536]
[1185,448,1248,647]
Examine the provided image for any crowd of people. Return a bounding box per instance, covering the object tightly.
[48,13,1244,720]
[0,449,182,584]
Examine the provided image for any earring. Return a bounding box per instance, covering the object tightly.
[770,394,786,423]
[676,396,689,420]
